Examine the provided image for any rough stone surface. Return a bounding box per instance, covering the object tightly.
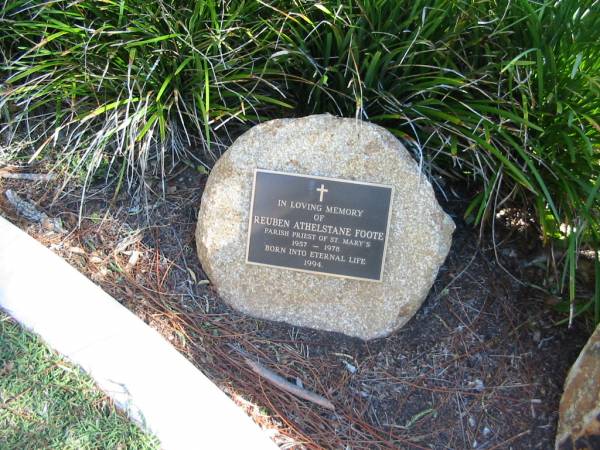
[556,323,600,449]
[195,114,455,340]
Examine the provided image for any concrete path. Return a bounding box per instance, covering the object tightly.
[0,216,277,450]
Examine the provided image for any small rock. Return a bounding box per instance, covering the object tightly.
[344,362,357,374]
[126,251,142,270]
[556,323,600,449]
[469,379,485,392]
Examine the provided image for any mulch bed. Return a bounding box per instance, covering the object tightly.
[0,168,590,449]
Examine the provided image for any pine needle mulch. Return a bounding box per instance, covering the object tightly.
[0,174,589,449]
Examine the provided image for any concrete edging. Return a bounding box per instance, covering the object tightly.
[0,216,277,450]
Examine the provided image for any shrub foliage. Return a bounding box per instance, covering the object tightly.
[1,0,599,323]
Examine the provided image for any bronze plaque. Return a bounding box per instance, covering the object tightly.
[246,169,393,282]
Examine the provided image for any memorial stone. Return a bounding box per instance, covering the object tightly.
[196,114,454,339]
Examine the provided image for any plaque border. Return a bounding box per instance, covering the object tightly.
[245,168,395,282]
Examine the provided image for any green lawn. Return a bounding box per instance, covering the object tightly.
[0,312,159,450]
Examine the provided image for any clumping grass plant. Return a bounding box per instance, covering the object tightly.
[0,0,287,193]
[1,0,599,326]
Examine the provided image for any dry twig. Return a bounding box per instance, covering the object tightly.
[5,189,65,233]
[0,172,56,181]
[243,357,335,411]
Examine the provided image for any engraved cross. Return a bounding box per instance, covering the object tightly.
[316,184,328,202]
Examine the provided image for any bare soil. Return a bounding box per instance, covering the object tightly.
[0,169,590,449]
